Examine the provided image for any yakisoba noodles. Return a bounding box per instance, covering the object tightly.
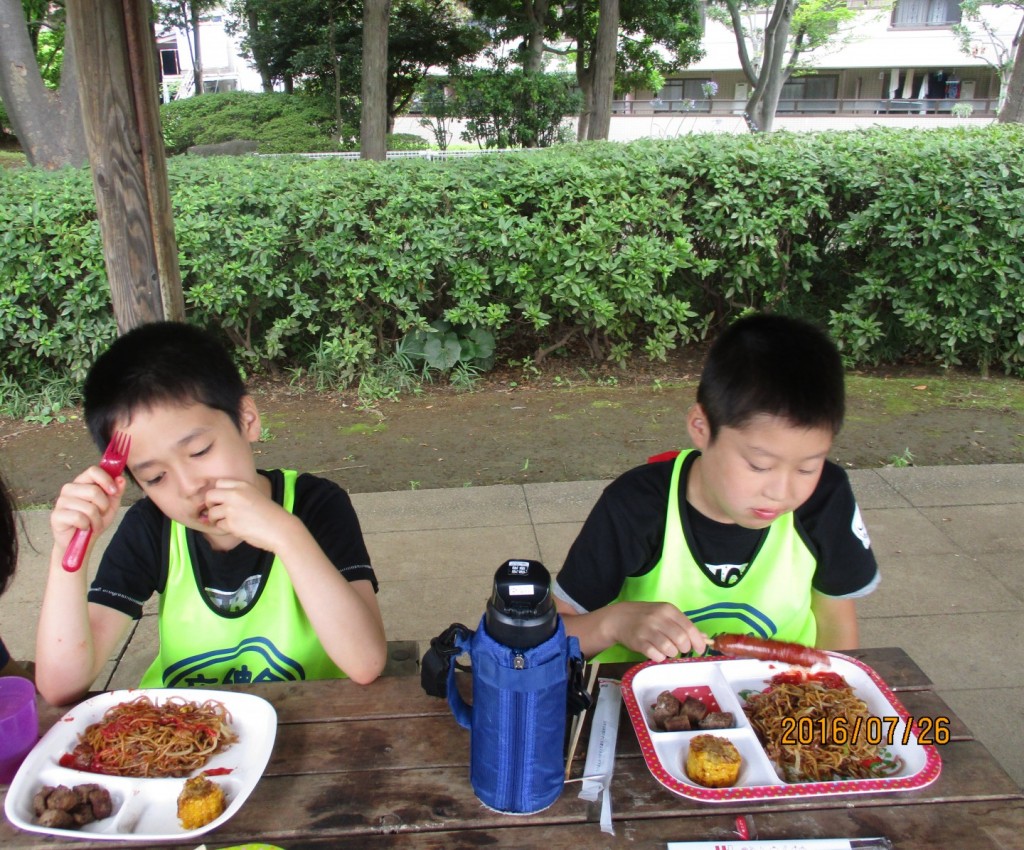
[743,672,902,783]
[59,695,238,778]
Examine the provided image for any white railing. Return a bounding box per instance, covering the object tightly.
[612,97,999,117]
[266,148,541,161]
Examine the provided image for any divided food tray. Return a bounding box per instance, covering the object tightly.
[4,688,277,841]
[621,653,942,802]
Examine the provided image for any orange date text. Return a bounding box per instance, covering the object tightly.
[779,715,951,746]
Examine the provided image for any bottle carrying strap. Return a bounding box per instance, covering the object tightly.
[566,641,593,716]
[446,629,475,730]
[420,622,471,699]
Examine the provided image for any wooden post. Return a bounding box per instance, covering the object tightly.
[66,0,185,332]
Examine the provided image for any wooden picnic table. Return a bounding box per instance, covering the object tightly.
[3,647,1022,849]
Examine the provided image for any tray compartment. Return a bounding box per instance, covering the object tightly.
[630,661,748,735]
[7,768,130,837]
[722,656,931,782]
[651,728,782,789]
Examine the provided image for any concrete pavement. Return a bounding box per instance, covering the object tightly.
[3,464,1022,789]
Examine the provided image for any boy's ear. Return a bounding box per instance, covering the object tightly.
[238,396,262,442]
[686,403,712,450]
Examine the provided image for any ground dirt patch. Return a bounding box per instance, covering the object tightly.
[1,351,1022,506]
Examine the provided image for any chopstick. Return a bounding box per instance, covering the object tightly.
[564,661,600,779]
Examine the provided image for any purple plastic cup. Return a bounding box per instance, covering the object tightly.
[0,676,38,784]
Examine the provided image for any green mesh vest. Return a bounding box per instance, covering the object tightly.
[140,470,346,687]
[592,450,818,664]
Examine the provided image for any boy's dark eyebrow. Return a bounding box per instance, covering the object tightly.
[130,428,212,473]
[748,444,831,463]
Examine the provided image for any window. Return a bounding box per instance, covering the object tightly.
[203,79,238,94]
[778,75,838,113]
[655,79,714,112]
[780,75,838,100]
[160,47,180,77]
[892,0,962,27]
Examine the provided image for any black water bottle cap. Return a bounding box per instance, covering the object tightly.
[485,559,558,649]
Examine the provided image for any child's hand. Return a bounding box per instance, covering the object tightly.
[607,601,711,661]
[50,465,127,550]
[203,479,295,552]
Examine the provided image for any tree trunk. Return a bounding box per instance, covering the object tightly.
[0,0,87,168]
[998,31,1024,124]
[587,0,619,140]
[66,0,185,331]
[523,0,550,75]
[743,0,795,133]
[329,9,341,133]
[576,58,593,141]
[190,3,203,95]
[245,7,273,92]
[361,0,390,161]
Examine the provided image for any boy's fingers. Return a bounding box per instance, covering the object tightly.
[74,464,121,494]
[57,487,111,518]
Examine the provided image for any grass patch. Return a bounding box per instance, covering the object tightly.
[0,151,28,170]
[847,375,1024,416]
[338,422,388,436]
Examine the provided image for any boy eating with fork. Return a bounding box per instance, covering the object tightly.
[36,321,386,705]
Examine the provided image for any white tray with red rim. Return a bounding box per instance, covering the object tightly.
[620,653,943,803]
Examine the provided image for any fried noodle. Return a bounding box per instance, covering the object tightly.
[62,695,238,778]
[743,674,901,783]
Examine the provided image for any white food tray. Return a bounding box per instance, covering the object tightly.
[621,653,942,802]
[4,688,277,841]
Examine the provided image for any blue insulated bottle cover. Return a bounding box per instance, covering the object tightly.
[446,614,582,814]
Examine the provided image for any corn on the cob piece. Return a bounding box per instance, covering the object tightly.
[177,775,226,830]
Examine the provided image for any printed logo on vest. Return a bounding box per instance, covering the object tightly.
[158,637,307,687]
[684,602,778,640]
[704,561,749,586]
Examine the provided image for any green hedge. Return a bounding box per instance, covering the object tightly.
[160,91,346,155]
[1,125,1023,402]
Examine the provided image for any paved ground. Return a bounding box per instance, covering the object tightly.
[4,464,1022,790]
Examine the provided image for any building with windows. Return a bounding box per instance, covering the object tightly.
[613,0,1021,136]
[156,10,265,101]
[160,2,1021,141]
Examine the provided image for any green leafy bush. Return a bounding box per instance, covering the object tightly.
[2,125,1023,410]
[160,91,340,155]
[454,70,581,149]
[387,133,430,151]
[822,128,1024,377]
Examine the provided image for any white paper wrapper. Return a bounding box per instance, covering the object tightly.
[578,678,622,834]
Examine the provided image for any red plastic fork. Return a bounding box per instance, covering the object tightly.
[62,431,131,572]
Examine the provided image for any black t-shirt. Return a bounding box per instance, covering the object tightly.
[88,470,377,619]
[555,454,878,614]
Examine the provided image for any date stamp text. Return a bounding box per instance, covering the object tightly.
[779,715,951,746]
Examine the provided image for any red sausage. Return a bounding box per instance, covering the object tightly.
[712,634,830,668]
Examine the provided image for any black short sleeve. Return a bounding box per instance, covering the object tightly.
[794,463,878,598]
[554,461,673,613]
[293,473,378,592]
[88,499,165,619]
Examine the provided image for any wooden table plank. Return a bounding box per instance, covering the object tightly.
[211,799,1024,850]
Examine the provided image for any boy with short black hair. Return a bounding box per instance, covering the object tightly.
[37,322,386,705]
[554,313,878,662]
